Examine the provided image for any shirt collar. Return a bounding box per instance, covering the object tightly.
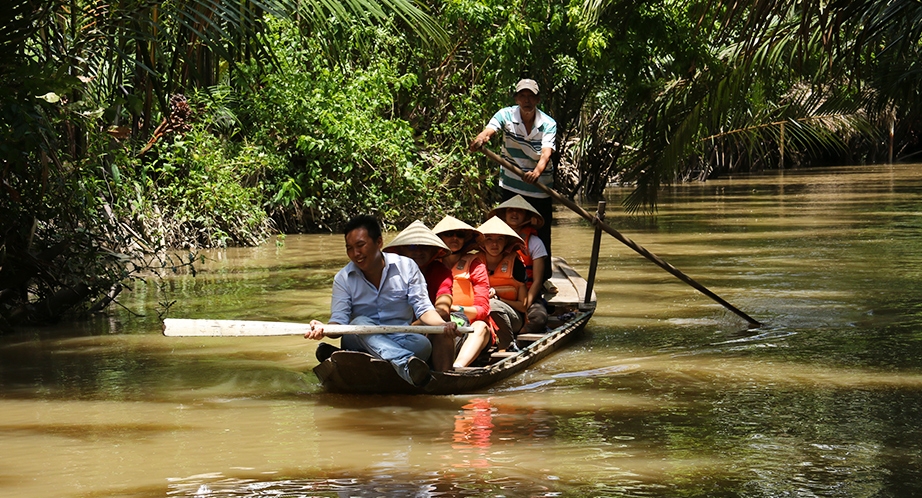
[344,252,396,279]
[513,106,544,130]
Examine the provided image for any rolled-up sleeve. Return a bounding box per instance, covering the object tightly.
[329,268,353,325]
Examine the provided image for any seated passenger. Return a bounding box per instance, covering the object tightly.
[476,216,527,350]
[303,215,457,387]
[488,195,549,334]
[432,215,497,368]
[383,220,456,372]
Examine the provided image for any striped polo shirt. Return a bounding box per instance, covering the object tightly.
[487,105,557,198]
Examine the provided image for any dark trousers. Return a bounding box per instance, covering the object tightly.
[501,188,552,281]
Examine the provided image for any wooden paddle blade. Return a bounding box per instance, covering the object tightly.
[163,319,308,337]
[162,319,472,337]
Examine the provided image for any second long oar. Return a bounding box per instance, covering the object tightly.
[163,318,473,337]
[479,147,761,328]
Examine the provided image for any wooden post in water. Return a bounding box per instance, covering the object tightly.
[779,122,785,169]
[889,118,895,164]
[584,201,605,305]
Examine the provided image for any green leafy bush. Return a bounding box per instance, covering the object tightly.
[121,129,281,248]
[234,16,480,231]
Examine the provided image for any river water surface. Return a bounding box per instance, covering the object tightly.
[2,164,922,497]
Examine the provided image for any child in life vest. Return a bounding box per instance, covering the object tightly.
[488,195,549,334]
[433,216,497,368]
[476,216,527,350]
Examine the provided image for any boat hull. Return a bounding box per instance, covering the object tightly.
[312,256,596,395]
[312,309,593,394]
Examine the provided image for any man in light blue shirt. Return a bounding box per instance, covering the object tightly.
[305,215,458,386]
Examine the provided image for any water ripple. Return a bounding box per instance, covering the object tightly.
[709,329,798,345]
[501,379,556,391]
[552,363,642,379]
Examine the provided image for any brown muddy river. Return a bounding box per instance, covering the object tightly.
[2,164,922,497]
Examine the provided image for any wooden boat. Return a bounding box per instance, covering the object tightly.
[164,182,758,392]
[312,256,597,394]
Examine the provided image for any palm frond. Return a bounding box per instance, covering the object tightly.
[614,0,922,213]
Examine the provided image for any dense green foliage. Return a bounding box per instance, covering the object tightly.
[2,0,921,326]
[234,18,470,231]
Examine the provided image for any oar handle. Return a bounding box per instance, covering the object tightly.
[478,147,762,328]
[163,318,473,337]
[311,324,474,335]
[480,147,595,218]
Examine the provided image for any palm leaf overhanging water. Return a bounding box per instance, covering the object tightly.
[576,0,922,212]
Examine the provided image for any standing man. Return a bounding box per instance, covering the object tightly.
[304,215,458,387]
[469,78,556,276]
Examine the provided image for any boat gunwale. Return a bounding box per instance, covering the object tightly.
[438,309,593,378]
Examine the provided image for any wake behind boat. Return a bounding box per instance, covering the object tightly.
[312,257,596,394]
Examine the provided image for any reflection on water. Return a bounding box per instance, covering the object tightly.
[452,398,494,468]
[2,164,922,496]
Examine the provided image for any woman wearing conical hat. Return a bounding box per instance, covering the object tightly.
[433,215,497,368]
[383,220,456,372]
[488,195,549,335]
[476,216,527,350]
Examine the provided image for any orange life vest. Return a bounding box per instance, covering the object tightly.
[516,226,538,285]
[450,254,479,307]
[451,253,499,347]
[484,253,525,301]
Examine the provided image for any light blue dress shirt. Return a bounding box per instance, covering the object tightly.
[329,252,435,325]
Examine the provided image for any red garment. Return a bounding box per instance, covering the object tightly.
[516,226,538,285]
[424,260,453,303]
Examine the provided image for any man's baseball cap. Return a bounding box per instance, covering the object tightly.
[514,79,540,95]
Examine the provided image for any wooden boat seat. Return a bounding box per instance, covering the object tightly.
[514,333,544,342]
[546,257,596,308]
[452,367,479,372]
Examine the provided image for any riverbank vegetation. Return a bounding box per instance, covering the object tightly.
[2,0,921,326]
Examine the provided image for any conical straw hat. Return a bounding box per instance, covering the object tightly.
[487,195,544,228]
[383,220,449,258]
[432,215,480,238]
[476,216,524,253]
[432,215,481,254]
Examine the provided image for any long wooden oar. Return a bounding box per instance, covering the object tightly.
[479,147,762,328]
[163,318,474,337]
